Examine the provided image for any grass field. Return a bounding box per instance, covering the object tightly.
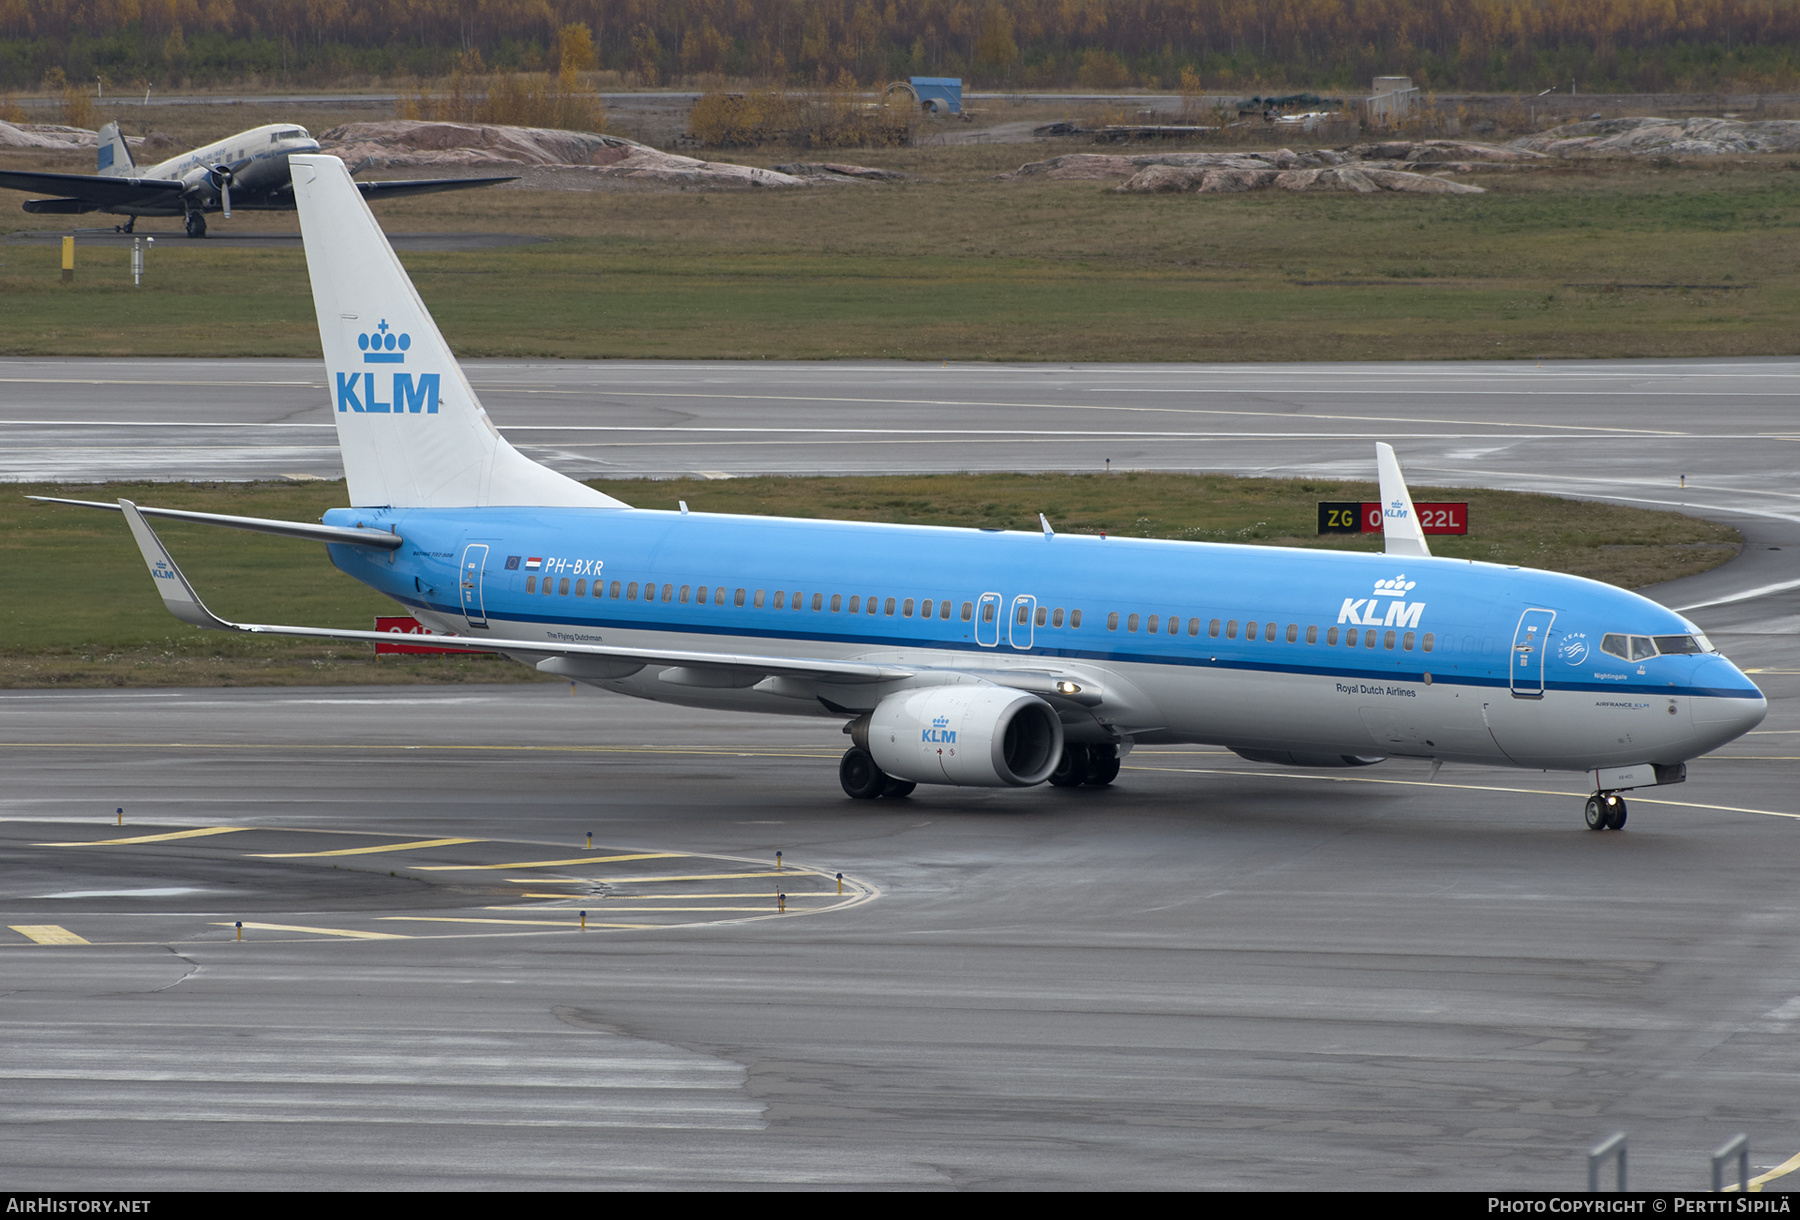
[3,474,1739,688]
[3,136,1799,361]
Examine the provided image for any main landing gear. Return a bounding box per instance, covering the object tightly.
[184,211,207,239]
[1584,792,1628,831]
[1047,743,1120,789]
[839,748,915,800]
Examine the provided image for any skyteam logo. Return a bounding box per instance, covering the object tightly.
[923,714,957,745]
[338,317,439,415]
[359,319,411,363]
[1337,574,1426,628]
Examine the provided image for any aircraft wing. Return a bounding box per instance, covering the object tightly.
[354,175,519,201]
[0,169,183,209]
[117,498,914,686]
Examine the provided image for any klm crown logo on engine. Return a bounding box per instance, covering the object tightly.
[923,714,956,745]
[1337,574,1425,628]
[338,317,439,415]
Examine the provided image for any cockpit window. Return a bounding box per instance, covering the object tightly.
[1601,633,1660,661]
[1653,634,1708,655]
[273,128,309,142]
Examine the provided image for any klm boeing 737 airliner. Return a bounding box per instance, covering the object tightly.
[40,154,1766,828]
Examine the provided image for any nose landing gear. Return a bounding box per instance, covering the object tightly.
[1584,792,1628,831]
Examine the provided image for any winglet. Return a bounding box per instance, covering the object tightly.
[118,499,235,630]
[1374,443,1430,558]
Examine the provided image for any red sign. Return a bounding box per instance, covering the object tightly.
[1359,501,1468,535]
[375,616,480,655]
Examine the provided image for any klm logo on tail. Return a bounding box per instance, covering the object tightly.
[338,318,439,414]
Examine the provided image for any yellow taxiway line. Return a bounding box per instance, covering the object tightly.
[37,826,248,847]
[220,921,407,940]
[252,837,479,858]
[415,851,681,872]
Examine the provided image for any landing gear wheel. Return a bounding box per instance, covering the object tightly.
[184,211,207,239]
[1605,797,1628,830]
[1048,744,1090,788]
[1584,796,1607,831]
[1085,748,1121,786]
[881,776,916,799]
[839,747,887,800]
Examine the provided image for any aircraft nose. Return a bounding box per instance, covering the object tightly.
[1689,658,1767,744]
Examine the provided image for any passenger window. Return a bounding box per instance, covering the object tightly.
[849,596,861,613]
[1246,621,1258,641]
[1286,624,1297,643]
[680,585,691,604]
[1384,630,1395,650]
[734,588,745,607]
[1128,614,1140,633]
[1070,610,1081,628]
[941,600,953,619]
[884,597,896,616]
[609,580,620,598]
[1146,614,1159,633]
[695,585,707,604]
[1365,629,1378,647]
[982,602,995,623]
[1209,619,1221,638]
[1167,616,1178,636]
[774,590,785,608]
[526,575,536,593]
[830,594,841,612]
[1422,633,1434,652]
[903,598,915,617]
[1306,625,1318,644]
[626,582,637,600]
[1036,606,1048,627]
[1344,629,1356,647]
[544,578,555,597]
[575,579,585,596]
[1107,612,1119,631]
[754,590,765,608]
[1226,620,1238,639]
[919,599,932,620]
[1265,623,1276,642]
[963,602,974,622]
[812,593,823,611]
[1327,627,1339,645]
[1403,631,1415,651]
[1053,608,1065,628]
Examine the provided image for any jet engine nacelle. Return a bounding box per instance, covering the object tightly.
[868,685,1064,787]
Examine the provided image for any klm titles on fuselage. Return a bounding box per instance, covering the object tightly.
[1337,575,1425,628]
[336,319,440,414]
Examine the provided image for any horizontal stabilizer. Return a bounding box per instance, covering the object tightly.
[29,496,403,549]
[1375,442,1431,559]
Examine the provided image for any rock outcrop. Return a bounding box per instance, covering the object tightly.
[319,120,808,188]
[1511,116,1800,157]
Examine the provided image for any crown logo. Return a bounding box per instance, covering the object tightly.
[359,318,411,364]
[932,715,951,727]
[1373,575,1417,595]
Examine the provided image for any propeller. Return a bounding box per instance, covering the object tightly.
[206,162,243,218]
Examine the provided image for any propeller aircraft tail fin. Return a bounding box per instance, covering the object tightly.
[288,153,625,511]
[96,122,134,176]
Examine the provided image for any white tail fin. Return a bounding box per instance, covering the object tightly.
[96,121,133,176]
[288,153,624,510]
[1375,442,1430,558]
